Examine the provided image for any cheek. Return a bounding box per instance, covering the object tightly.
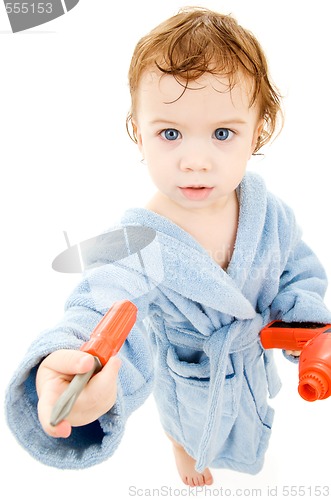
[147,156,167,175]
[221,141,251,165]
[143,138,172,165]
[135,131,145,156]
[142,144,157,166]
[219,148,249,185]
[136,129,157,157]
[146,166,170,192]
[237,135,257,162]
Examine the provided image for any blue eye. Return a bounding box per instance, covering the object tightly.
[161,129,181,141]
[214,128,233,141]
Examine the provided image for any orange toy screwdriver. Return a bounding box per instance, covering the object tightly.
[50,300,137,426]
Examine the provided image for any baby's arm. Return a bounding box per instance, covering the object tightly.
[5,279,155,469]
[271,237,331,325]
[270,235,331,366]
[262,197,331,364]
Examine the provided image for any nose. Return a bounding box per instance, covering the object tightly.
[179,142,212,172]
[179,161,211,172]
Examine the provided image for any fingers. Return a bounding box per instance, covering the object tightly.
[37,353,122,438]
[36,350,95,437]
[37,377,73,438]
[47,418,72,439]
[41,349,96,376]
[74,356,122,420]
[285,349,301,357]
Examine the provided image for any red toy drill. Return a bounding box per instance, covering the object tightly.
[260,321,331,402]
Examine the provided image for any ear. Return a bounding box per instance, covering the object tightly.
[250,118,264,154]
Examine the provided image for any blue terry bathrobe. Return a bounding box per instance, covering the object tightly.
[5,172,331,473]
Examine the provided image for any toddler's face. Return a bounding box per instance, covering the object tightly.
[133,71,263,212]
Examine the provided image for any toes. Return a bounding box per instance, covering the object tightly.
[203,472,214,485]
[197,475,205,486]
[185,472,213,487]
[187,476,195,488]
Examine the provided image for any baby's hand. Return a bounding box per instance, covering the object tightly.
[36,349,121,438]
[285,350,301,357]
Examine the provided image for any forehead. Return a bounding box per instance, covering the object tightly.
[136,70,258,120]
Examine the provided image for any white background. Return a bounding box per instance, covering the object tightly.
[1,0,331,498]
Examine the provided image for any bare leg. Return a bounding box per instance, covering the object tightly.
[167,434,214,487]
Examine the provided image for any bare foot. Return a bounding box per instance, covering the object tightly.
[167,434,213,487]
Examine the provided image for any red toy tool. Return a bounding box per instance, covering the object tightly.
[50,300,137,425]
[260,321,331,402]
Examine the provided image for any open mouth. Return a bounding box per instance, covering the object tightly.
[179,186,214,200]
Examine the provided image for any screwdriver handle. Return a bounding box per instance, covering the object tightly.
[80,300,137,365]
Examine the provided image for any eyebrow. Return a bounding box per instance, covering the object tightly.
[216,119,248,126]
[149,118,248,126]
[149,119,179,126]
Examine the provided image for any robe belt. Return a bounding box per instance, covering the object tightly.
[195,311,277,472]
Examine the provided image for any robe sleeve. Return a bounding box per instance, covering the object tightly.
[269,202,331,361]
[271,240,331,324]
[5,268,155,469]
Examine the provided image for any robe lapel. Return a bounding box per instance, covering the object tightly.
[121,172,267,321]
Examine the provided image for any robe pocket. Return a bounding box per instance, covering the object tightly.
[166,345,237,417]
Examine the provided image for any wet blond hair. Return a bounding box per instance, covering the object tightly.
[127,6,282,153]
